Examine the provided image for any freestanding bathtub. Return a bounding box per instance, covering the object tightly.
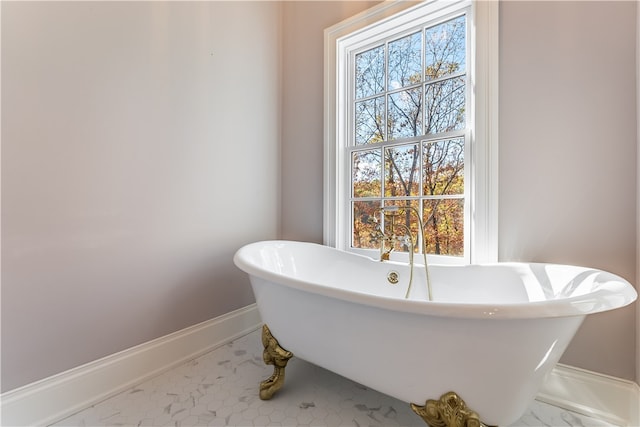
[233,240,637,426]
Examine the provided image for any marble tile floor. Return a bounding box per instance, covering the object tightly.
[51,328,617,427]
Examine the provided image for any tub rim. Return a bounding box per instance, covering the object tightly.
[234,240,637,320]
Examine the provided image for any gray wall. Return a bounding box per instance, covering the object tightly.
[2,1,281,392]
[281,1,381,242]
[637,0,640,384]
[499,0,637,381]
[2,0,638,392]
[280,1,638,381]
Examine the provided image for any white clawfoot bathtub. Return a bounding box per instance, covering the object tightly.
[233,240,637,426]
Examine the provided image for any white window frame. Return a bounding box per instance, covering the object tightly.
[324,0,499,264]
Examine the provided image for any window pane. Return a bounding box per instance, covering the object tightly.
[347,9,470,260]
[355,96,385,145]
[352,150,381,198]
[388,88,423,140]
[423,138,464,196]
[383,200,419,253]
[352,201,380,249]
[424,77,465,134]
[425,15,466,81]
[388,31,422,90]
[385,144,420,197]
[423,198,464,256]
[355,46,385,99]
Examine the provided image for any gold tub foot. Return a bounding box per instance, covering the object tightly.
[410,391,490,427]
[259,324,293,400]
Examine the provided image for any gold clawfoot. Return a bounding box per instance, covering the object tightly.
[259,324,293,400]
[410,391,488,427]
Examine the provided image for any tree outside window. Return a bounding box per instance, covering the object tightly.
[350,15,467,257]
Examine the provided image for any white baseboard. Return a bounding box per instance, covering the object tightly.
[2,305,638,427]
[537,363,640,427]
[0,304,262,427]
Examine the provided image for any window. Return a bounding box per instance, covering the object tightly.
[325,0,498,264]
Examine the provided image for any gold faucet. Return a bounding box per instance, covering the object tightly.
[378,210,414,263]
[379,232,395,261]
[376,206,433,301]
[369,212,397,261]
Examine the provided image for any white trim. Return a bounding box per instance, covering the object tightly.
[537,363,640,427]
[469,0,499,264]
[0,304,262,427]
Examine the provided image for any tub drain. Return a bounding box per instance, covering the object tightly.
[387,270,399,284]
